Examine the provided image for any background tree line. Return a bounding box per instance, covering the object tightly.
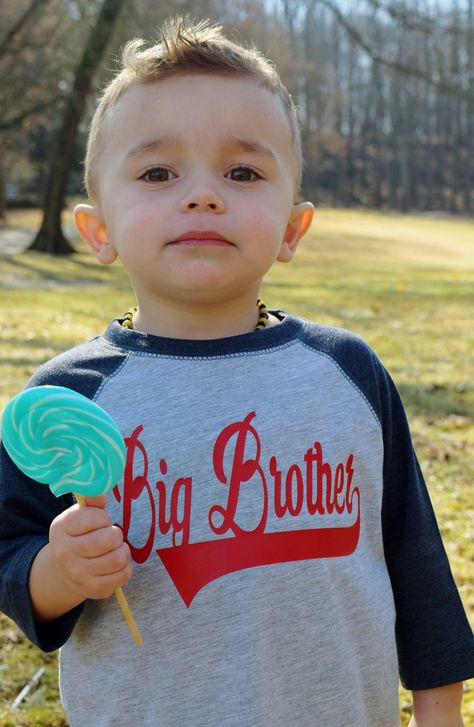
[1,0,473,252]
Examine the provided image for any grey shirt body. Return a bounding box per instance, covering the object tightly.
[1,314,472,726]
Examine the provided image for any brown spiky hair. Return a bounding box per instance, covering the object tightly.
[84,16,303,201]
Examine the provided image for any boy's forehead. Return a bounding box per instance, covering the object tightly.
[102,73,295,168]
[111,72,285,120]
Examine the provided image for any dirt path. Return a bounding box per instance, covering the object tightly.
[0,227,33,254]
[0,224,77,254]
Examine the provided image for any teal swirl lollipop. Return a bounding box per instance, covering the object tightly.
[1,385,143,647]
[1,385,126,498]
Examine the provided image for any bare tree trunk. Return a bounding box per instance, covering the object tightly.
[29,0,125,254]
[0,151,6,222]
[423,15,434,211]
[465,0,474,212]
[0,0,49,58]
[371,3,385,208]
[342,37,356,206]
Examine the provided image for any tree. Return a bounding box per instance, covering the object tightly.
[29,0,126,254]
[2,0,472,219]
[318,0,474,101]
[0,0,60,221]
[281,0,473,212]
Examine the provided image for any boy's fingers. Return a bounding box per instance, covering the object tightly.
[51,502,112,538]
[87,542,132,577]
[77,525,125,558]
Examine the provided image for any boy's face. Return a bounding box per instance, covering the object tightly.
[75,74,313,312]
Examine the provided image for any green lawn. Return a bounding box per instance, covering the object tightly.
[0,209,472,725]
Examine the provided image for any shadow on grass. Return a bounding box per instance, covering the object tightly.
[398,383,473,419]
[3,253,103,282]
[0,339,81,370]
[263,281,314,294]
[0,255,115,288]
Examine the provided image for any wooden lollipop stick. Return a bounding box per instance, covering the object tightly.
[113,587,143,647]
[75,493,143,647]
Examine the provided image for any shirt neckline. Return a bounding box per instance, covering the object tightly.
[102,311,303,358]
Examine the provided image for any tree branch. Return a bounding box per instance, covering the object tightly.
[0,0,52,57]
[0,97,64,131]
[318,0,473,101]
[365,0,474,36]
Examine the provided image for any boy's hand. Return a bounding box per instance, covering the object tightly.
[408,682,464,727]
[49,495,132,600]
[29,496,132,622]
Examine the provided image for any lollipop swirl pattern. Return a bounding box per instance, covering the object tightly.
[1,386,126,497]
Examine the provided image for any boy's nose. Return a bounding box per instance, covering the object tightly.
[180,184,224,213]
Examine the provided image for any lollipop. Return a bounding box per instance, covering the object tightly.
[1,385,143,647]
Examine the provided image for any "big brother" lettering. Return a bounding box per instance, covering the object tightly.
[113,412,357,564]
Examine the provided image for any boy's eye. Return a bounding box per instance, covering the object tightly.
[226,166,262,182]
[140,167,176,183]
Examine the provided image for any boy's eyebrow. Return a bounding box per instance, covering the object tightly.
[125,136,180,160]
[224,136,277,160]
[125,135,277,162]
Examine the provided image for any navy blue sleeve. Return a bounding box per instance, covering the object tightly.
[0,443,81,652]
[300,320,473,689]
[374,361,474,689]
[0,333,126,651]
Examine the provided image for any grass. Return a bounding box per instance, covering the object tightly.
[0,208,472,725]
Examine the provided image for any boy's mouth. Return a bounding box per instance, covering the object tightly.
[168,230,234,247]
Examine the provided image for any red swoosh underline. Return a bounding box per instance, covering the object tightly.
[157,491,360,607]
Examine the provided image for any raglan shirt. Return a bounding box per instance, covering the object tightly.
[0,313,472,727]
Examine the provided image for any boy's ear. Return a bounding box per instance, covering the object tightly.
[277,202,314,263]
[73,204,117,265]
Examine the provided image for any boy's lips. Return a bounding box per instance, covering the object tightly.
[168,231,233,246]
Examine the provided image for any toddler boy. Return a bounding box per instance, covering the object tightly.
[0,16,472,727]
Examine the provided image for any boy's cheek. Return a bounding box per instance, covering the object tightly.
[123,201,168,232]
[249,204,288,237]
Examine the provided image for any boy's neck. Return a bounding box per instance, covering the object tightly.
[130,296,279,340]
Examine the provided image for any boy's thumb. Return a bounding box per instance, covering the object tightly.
[79,494,107,509]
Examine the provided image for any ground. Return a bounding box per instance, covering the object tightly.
[0,207,472,725]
